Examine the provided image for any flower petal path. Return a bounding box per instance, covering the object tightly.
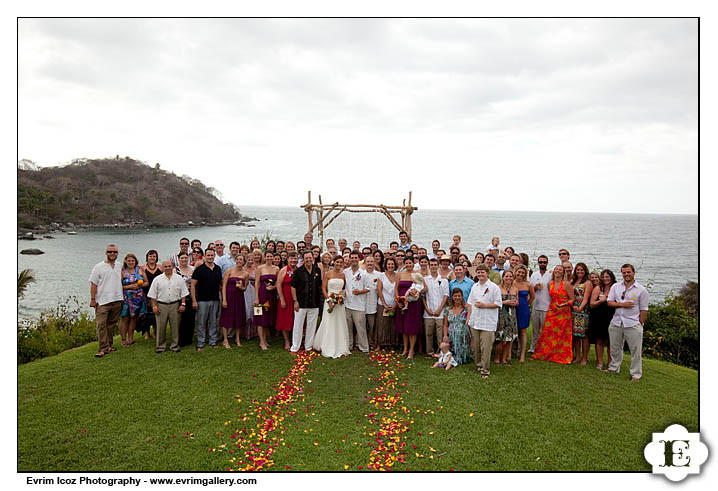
[363,351,412,471]
[212,349,320,471]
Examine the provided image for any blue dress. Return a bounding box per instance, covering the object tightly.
[517,290,530,330]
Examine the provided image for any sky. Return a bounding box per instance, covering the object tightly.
[18,18,698,214]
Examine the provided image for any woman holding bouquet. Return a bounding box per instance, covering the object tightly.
[313,255,351,358]
[532,264,575,364]
[276,251,298,350]
[220,254,249,349]
[254,251,279,350]
[375,257,399,351]
[120,253,147,346]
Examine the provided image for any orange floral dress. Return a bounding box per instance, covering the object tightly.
[532,280,572,364]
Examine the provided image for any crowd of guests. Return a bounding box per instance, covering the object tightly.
[88,231,649,380]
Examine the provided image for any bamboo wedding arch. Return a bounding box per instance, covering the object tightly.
[300,191,418,246]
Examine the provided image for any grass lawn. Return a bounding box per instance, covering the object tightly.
[17,330,698,472]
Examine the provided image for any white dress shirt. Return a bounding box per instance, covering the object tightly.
[344,267,368,311]
[89,261,123,305]
[362,269,380,315]
[608,281,649,327]
[148,272,190,303]
[530,270,553,311]
[466,280,502,331]
[423,273,449,319]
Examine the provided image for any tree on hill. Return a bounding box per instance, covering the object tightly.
[18,157,240,228]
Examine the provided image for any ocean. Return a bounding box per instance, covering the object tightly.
[17,206,697,318]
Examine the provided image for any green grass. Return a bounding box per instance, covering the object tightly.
[18,330,698,472]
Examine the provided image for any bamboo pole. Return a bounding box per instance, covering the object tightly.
[406,192,413,241]
[318,195,324,247]
[301,190,417,242]
[323,207,347,230]
[307,204,415,211]
[307,191,313,233]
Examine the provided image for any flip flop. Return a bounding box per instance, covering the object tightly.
[94,351,105,358]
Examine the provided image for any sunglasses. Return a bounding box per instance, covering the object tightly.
[538,261,548,264]
[106,250,118,254]
[180,242,190,245]
[559,252,568,256]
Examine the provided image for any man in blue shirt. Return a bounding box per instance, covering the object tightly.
[397,230,411,252]
[449,264,475,302]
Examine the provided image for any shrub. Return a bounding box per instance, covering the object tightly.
[677,281,698,318]
[17,297,99,364]
[643,295,698,370]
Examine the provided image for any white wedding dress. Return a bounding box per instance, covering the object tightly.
[313,278,351,358]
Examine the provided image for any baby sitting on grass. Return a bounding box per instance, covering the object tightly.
[432,342,458,370]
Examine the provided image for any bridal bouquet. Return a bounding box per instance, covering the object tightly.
[327,292,345,313]
[395,295,407,309]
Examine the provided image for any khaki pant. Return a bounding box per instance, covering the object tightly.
[366,313,377,348]
[95,301,122,352]
[346,308,369,352]
[424,318,444,355]
[471,328,495,376]
[607,323,643,379]
[156,302,181,352]
[529,309,547,352]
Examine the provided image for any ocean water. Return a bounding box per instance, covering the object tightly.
[17,206,697,317]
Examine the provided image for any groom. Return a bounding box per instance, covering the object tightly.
[344,250,370,353]
[290,250,323,353]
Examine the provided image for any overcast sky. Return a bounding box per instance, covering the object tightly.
[18,18,698,214]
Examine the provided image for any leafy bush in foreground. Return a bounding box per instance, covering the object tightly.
[18,297,98,364]
[643,293,698,370]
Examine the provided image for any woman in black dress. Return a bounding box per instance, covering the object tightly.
[139,250,162,340]
[176,251,196,347]
[589,269,616,370]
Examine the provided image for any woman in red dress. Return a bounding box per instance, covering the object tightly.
[532,265,575,364]
[275,251,298,350]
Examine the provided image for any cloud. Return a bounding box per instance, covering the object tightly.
[18,18,698,213]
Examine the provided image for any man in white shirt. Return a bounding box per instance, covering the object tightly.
[529,255,552,353]
[422,258,449,357]
[148,260,189,353]
[362,256,381,351]
[604,264,649,381]
[466,264,502,378]
[89,244,123,358]
[344,251,370,353]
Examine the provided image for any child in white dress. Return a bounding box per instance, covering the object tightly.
[432,342,458,370]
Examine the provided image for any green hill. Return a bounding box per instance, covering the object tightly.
[18,157,242,229]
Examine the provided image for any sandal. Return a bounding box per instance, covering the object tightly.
[481,374,489,379]
[106,347,117,352]
[223,342,231,350]
[94,351,105,358]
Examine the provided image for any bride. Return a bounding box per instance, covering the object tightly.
[313,255,351,358]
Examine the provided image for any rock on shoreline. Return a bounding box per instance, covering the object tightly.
[18,216,260,238]
[21,249,44,255]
